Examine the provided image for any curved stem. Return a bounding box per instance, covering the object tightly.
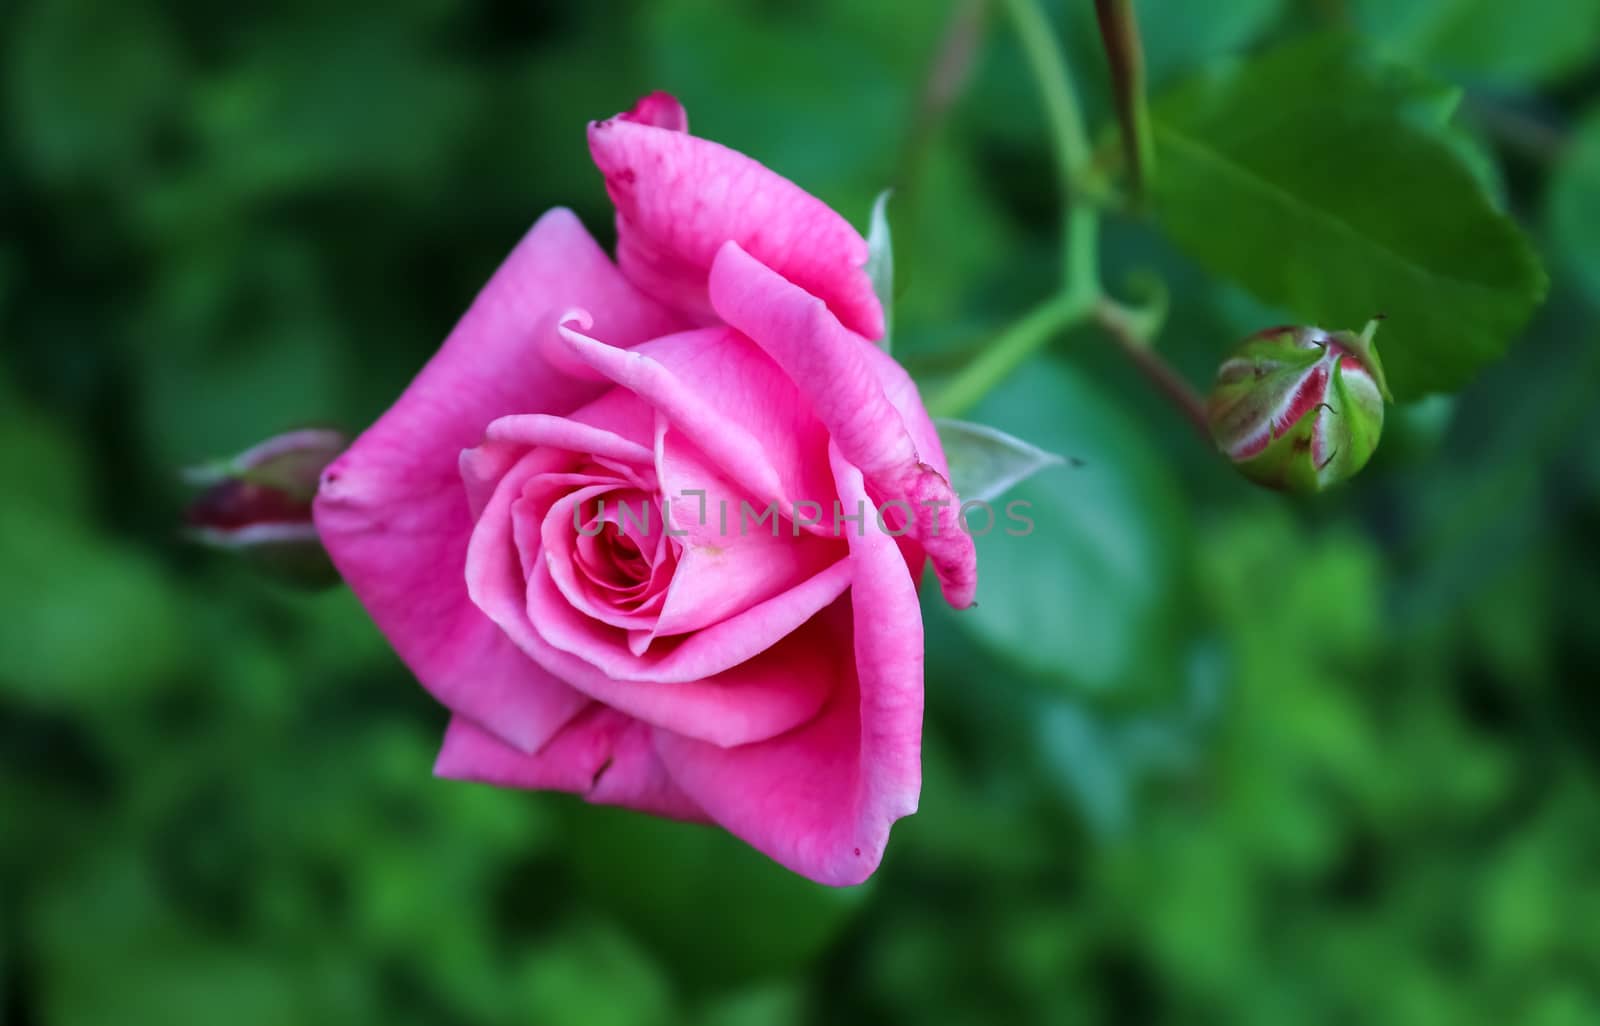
[1003,0,1092,180]
[927,291,1096,417]
[929,0,1204,442]
[1002,0,1098,294]
[929,0,1106,419]
[1094,299,1210,439]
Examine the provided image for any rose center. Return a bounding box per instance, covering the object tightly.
[569,491,678,619]
[596,522,650,584]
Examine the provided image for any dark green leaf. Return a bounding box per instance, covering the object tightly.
[0,407,184,704]
[29,854,334,1025]
[1349,0,1600,89]
[1130,0,1287,87]
[951,357,1187,693]
[565,806,868,991]
[1152,35,1465,130]
[5,0,182,183]
[1547,105,1600,303]
[512,920,674,1026]
[1151,38,1546,397]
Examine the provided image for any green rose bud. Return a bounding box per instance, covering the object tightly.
[183,428,347,586]
[1207,320,1391,493]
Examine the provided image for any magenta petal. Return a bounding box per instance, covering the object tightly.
[484,414,656,465]
[555,317,791,511]
[434,711,705,821]
[707,241,977,609]
[465,453,841,746]
[313,208,681,752]
[460,412,654,522]
[588,109,883,338]
[649,421,844,642]
[518,597,843,747]
[540,483,667,631]
[654,447,924,886]
[558,320,839,522]
[523,556,853,684]
[618,91,689,133]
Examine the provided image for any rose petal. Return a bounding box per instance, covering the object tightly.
[465,451,842,746]
[556,319,838,523]
[618,90,689,133]
[434,710,705,821]
[460,412,653,521]
[485,414,656,465]
[313,208,682,752]
[588,106,883,338]
[523,556,852,685]
[707,241,977,608]
[556,317,788,510]
[648,419,844,645]
[540,483,669,631]
[653,446,923,886]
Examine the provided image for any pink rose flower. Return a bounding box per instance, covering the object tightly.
[314,92,976,885]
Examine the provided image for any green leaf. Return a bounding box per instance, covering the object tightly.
[5,0,182,183]
[1153,35,1465,130]
[29,853,333,1026]
[951,358,1187,693]
[1150,38,1546,398]
[696,984,806,1026]
[1031,684,1209,839]
[564,805,867,991]
[935,417,1063,503]
[865,188,895,350]
[0,407,185,705]
[1548,105,1600,303]
[0,250,14,323]
[1131,0,1287,87]
[512,919,674,1026]
[1349,0,1600,89]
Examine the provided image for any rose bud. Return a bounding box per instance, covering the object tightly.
[1207,319,1391,493]
[314,92,977,886]
[183,428,347,585]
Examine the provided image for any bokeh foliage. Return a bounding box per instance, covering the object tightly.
[3,0,1600,1023]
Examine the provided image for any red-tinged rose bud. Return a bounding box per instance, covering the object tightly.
[183,428,346,586]
[1208,320,1391,493]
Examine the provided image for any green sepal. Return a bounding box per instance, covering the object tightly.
[1330,318,1394,402]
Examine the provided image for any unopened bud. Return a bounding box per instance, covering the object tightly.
[1208,320,1390,493]
[183,428,346,585]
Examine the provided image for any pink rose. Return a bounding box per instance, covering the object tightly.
[314,92,976,885]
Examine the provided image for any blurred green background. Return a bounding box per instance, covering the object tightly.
[5,0,1600,1023]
